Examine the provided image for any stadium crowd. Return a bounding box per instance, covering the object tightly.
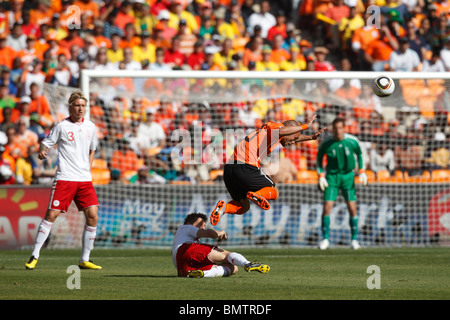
[0,0,449,186]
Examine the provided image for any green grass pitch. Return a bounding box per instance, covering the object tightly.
[1,247,449,300]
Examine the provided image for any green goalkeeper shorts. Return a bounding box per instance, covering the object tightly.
[323,171,356,202]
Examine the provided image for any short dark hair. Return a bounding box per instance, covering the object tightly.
[184,213,207,225]
[282,119,299,127]
[332,117,345,127]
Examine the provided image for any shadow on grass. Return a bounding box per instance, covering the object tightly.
[105,275,178,278]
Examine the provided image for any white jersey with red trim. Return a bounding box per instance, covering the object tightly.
[42,117,96,182]
[171,224,200,268]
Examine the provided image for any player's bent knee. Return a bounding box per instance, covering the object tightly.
[85,215,98,226]
[84,206,99,226]
[45,210,61,223]
[231,265,239,275]
[240,199,250,213]
[209,248,228,264]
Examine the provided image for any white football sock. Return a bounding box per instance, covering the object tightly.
[31,219,53,259]
[80,225,97,263]
[203,265,231,278]
[227,252,250,267]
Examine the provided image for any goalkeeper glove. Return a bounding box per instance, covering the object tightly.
[359,169,368,186]
[318,173,328,191]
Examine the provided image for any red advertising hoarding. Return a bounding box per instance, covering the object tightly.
[0,187,50,249]
[428,189,450,237]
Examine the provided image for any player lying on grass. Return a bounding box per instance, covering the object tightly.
[210,114,327,225]
[172,213,270,278]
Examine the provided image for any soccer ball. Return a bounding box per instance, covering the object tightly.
[372,76,395,97]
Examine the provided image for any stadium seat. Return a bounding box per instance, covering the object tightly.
[400,79,427,106]
[299,155,308,171]
[170,181,193,185]
[137,158,145,168]
[418,96,437,119]
[402,89,423,106]
[431,169,450,182]
[393,170,405,182]
[403,170,431,183]
[91,169,111,185]
[296,170,318,184]
[376,170,403,182]
[426,79,445,87]
[199,181,216,185]
[427,84,445,96]
[92,158,108,170]
[376,170,390,182]
[399,79,424,87]
[121,170,138,184]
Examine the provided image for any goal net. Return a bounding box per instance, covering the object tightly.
[40,70,449,249]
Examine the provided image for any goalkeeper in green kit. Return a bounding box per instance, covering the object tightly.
[316,117,368,250]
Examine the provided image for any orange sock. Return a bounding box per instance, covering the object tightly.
[225,201,246,215]
[255,187,278,200]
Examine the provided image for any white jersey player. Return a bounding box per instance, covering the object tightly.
[25,91,102,270]
[172,213,270,278]
[43,117,96,182]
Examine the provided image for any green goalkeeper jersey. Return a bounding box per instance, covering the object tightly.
[316,133,365,175]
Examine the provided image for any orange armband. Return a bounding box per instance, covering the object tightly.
[301,124,308,130]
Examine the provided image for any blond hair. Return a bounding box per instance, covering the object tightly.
[68,91,87,107]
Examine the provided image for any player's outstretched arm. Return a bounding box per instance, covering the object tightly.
[197,229,227,240]
[279,114,318,137]
[294,127,327,142]
[305,113,317,128]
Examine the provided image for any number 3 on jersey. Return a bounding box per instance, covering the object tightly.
[68,132,74,141]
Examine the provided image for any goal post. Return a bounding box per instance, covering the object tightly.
[39,70,450,249]
[80,70,449,117]
[80,69,449,83]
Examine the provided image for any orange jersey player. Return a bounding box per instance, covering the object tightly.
[210,114,326,225]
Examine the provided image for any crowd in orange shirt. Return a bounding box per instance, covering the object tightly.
[0,0,449,185]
